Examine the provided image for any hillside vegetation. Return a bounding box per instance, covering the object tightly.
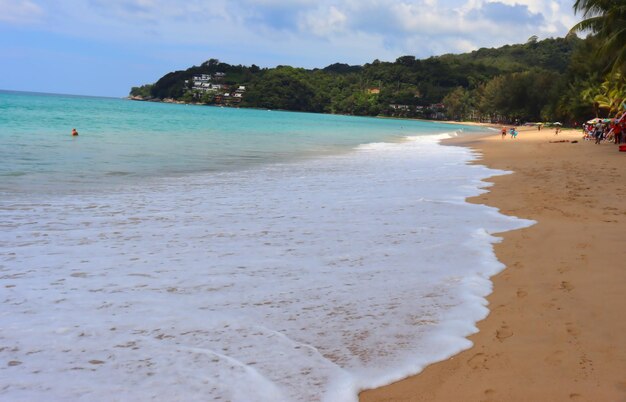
[130,35,610,124]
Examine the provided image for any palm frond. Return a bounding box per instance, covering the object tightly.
[571,1,626,73]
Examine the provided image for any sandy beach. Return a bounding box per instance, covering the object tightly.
[360,126,626,401]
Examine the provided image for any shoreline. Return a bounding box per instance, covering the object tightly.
[360,126,626,401]
[126,97,520,129]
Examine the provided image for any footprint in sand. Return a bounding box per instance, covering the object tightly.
[560,281,574,292]
[565,322,580,337]
[545,350,564,365]
[557,265,571,274]
[467,352,489,370]
[579,354,594,373]
[496,324,513,341]
[516,288,527,298]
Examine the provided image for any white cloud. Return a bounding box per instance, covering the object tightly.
[1,0,587,96]
[7,0,582,66]
[299,6,347,36]
[0,0,44,24]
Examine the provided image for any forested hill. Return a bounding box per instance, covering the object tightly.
[130,35,603,124]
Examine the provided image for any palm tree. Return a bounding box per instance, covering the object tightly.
[570,1,626,74]
[594,73,626,115]
[580,76,602,117]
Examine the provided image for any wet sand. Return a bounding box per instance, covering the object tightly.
[360,126,626,401]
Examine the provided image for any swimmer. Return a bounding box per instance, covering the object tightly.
[71,128,78,136]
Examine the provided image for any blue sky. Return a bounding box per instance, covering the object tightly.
[1,0,581,97]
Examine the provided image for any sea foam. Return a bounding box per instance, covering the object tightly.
[0,133,533,401]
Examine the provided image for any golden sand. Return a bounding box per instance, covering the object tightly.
[360,126,626,402]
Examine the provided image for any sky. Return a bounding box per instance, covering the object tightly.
[0,0,582,97]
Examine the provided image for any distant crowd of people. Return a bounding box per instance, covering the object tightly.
[582,115,625,145]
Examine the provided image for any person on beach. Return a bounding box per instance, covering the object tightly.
[501,127,507,139]
[613,118,624,144]
[509,127,518,138]
[594,123,603,144]
[71,128,78,136]
[611,119,623,144]
[585,123,596,140]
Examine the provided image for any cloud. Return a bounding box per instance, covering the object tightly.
[240,2,304,31]
[0,0,584,96]
[0,0,44,24]
[477,2,544,25]
[2,1,582,75]
[299,6,348,37]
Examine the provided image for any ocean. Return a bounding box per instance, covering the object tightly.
[0,90,533,401]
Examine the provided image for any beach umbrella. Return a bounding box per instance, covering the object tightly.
[586,118,600,124]
[553,122,562,125]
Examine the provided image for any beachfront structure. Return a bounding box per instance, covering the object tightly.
[189,73,227,92]
[186,73,247,105]
[428,103,446,120]
[386,103,447,120]
[389,104,412,111]
[230,86,246,103]
[193,74,211,86]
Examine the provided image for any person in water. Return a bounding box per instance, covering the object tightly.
[71,128,78,136]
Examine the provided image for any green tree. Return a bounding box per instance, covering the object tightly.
[134,35,589,121]
[594,72,626,114]
[556,79,596,121]
[442,87,469,120]
[242,67,318,111]
[199,91,216,105]
[129,84,153,98]
[570,1,626,73]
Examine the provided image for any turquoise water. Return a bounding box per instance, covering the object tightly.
[0,90,478,194]
[0,90,533,402]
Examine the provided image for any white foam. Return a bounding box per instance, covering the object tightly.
[0,134,533,401]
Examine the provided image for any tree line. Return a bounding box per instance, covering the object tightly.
[131,0,625,125]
